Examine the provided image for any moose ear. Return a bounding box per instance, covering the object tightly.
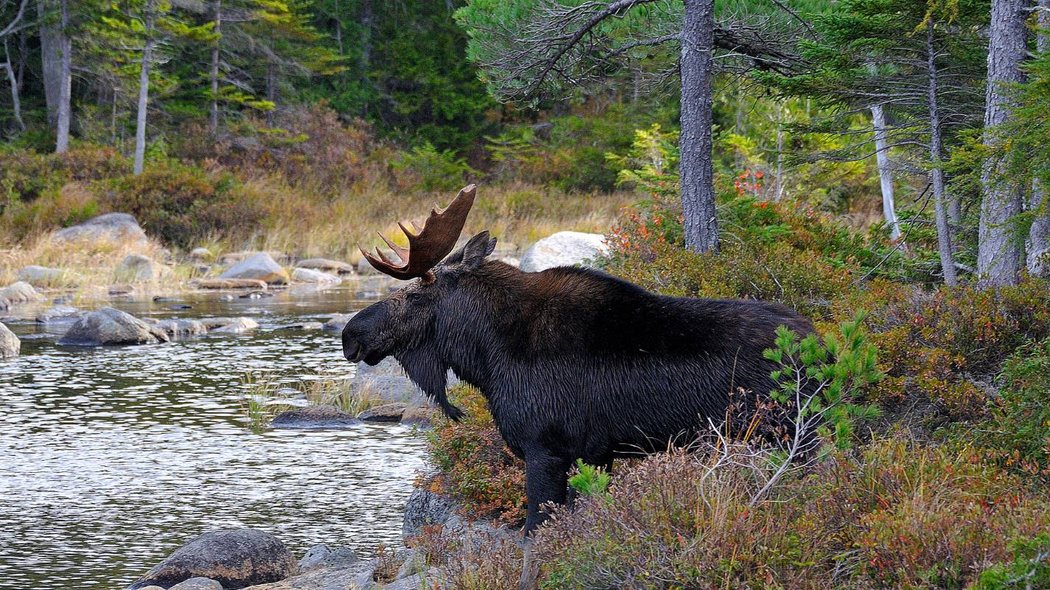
[446,231,496,268]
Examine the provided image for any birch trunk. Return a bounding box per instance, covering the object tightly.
[978,0,1028,287]
[927,26,957,286]
[50,0,71,153]
[1028,0,1050,277]
[2,39,24,131]
[209,0,221,136]
[679,0,719,254]
[36,0,60,127]
[870,104,900,240]
[133,1,155,176]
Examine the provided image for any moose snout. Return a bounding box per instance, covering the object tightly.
[342,338,363,363]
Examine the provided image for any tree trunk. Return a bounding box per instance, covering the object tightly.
[134,1,155,176]
[54,0,70,153]
[774,103,785,201]
[978,0,1029,287]
[679,0,719,254]
[927,26,957,286]
[209,0,221,136]
[1028,0,1050,277]
[36,0,61,127]
[2,39,24,131]
[870,104,900,240]
[266,58,276,127]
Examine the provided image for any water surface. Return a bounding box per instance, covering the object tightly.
[0,285,428,589]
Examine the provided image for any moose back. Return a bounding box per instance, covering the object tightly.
[342,185,814,533]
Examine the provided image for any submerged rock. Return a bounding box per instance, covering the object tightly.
[220,253,289,285]
[206,317,260,334]
[0,322,19,358]
[53,213,148,244]
[58,307,169,346]
[358,404,406,423]
[36,305,82,324]
[295,258,356,275]
[127,528,297,590]
[0,281,44,304]
[271,405,360,429]
[519,231,608,272]
[153,319,208,339]
[191,278,269,290]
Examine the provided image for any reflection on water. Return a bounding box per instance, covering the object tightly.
[0,287,427,590]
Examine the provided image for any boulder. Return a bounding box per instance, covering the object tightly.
[58,307,169,346]
[154,319,208,339]
[127,528,297,590]
[238,560,375,590]
[295,258,356,275]
[53,213,148,244]
[116,254,158,282]
[400,406,437,428]
[219,251,291,266]
[208,317,260,334]
[518,231,609,272]
[358,404,406,423]
[270,405,360,430]
[0,281,44,304]
[220,253,289,285]
[191,278,268,290]
[402,487,457,541]
[321,313,355,334]
[393,550,427,581]
[291,268,341,285]
[36,305,82,324]
[0,322,19,358]
[169,578,223,590]
[17,265,66,287]
[298,545,360,574]
[108,285,135,297]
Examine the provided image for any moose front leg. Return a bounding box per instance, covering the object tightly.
[522,451,571,535]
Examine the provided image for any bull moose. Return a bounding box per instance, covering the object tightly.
[342,184,814,534]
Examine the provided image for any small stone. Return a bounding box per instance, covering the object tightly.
[191,278,269,290]
[0,281,44,304]
[219,252,289,285]
[207,317,259,334]
[271,405,360,429]
[0,322,20,358]
[109,284,135,296]
[400,406,436,428]
[115,254,158,282]
[154,319,208,339]
[190,247,213,260]
[16,265,67,287]
[291,268,341,285]
[169,577,223,590]
[295,258,356,275]
[274,322,323,331]
[322,313,355,334]
[359,404,406,423]
[298,544,360,573]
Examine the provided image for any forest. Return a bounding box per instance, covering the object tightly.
[1,0,1050,589]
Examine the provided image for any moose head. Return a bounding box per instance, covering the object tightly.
[341,184,494,420]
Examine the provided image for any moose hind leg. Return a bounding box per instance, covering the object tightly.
[522,452,570,535]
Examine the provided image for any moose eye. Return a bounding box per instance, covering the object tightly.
[406,292,425,303]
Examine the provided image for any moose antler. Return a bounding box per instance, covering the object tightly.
[360,184,477,280]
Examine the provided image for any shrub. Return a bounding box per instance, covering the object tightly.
[425,385,526,525]
[102,162,265,248]
[392,142,479,192]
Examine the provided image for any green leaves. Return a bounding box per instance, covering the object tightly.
[568,459,612,499]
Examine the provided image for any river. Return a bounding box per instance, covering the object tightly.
[0,284,429,589]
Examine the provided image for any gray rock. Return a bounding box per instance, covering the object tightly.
[394,550,426,581]
[239,560,375,590]
[190,247,214,260]
[58,308,169,346]
[291,268,341,285]
[358,404,406,423]
[440,515,523,554]
[402,487,457,541]
[519,231,608,272]
[321,313,355,334]
[354,357,452,406]
[210,317,260,334]
[298,544,360,573]
[219,251,291,266]
[135,587,166,590]
[274,322,323,331]
[271,405,360,430]
[0,281,44,304]
[192,279,269,290]
[220,253,289,285]
[17,265,67,286]
[154,319,208,339]
[400,406,437,428]
[128,529,297,590]
[116,254,158,282]
[169,578,224,590]
[36,305,81,324]
[0,323,19,358]
[53,213,148,244]
[295,258,356,275]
